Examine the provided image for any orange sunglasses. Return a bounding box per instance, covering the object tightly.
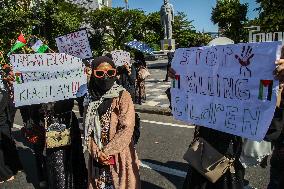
[93,68,117,78]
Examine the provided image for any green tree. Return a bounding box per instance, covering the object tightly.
[36,0,85,49]
[211,0,248,42]
[173,12,211,47]
[87,7,146,55]
[143,12,163,50]
[0,0,34,52]
[255,0,284,32]
[0,0,85,52]
[0,1,212,57]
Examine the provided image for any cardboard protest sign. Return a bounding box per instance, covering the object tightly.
[171,42,282,141]
[10,53,87,107]
[55,29,92,59]
[111,50,131,66]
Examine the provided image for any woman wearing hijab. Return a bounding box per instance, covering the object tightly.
[44,99,87,189]
[19,100,88,189]
[85,56,140,189]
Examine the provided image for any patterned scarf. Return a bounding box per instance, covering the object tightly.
[84,83,125,151]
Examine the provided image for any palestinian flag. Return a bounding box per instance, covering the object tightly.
[258,80,273,101]
[15,72,23,84]
[8,33,27,56]
[172,75,180,89]
[31,39,48,53]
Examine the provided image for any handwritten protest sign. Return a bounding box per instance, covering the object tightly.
[111,50,131,66]
[55,29,92,59]
[10,53,87,107]
[171,42,282,141]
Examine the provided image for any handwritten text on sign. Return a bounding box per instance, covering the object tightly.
[10,53,87,107]
[55,29,92,59]
[171,42,282,141]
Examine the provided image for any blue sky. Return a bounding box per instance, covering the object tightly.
[112,0,259,32]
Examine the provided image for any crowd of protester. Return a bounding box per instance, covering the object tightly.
[0,43,284,189]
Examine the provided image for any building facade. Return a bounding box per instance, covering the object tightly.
[69,0,112,9]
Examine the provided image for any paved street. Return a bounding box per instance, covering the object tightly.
[143,60,171,108]
[1,109,270,189]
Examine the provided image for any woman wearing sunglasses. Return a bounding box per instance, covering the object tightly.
[85,56,140,189]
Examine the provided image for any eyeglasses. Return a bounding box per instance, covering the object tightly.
[93,69,116,78]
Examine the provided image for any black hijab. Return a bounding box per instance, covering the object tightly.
[88,56,116,100]
[88,56,117,116]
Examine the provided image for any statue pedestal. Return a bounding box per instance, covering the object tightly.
[161,39,175,51]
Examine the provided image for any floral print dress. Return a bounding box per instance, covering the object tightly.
[96,107,114,189]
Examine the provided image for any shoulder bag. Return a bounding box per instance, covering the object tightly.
[45,112,72,149]
[138,67,150,80]
[183,137,235,183]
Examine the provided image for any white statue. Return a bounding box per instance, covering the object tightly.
[160,0,174,39]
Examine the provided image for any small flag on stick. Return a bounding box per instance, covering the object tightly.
[31,39,48,53]
[15,72,23,84]
[8,33,27,56]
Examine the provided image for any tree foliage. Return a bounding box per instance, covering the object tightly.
[87,7,146,55]
[35,0,85,49]
[255,0,284,32]
[211,0,248,42]
[0,0,35,51]
[142,12,163,50]
[173,12,211,47]
[0,0,85,52]
[0,1,212,56]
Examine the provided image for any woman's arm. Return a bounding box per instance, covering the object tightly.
[103,91,135,156]
[88,138,109,165]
